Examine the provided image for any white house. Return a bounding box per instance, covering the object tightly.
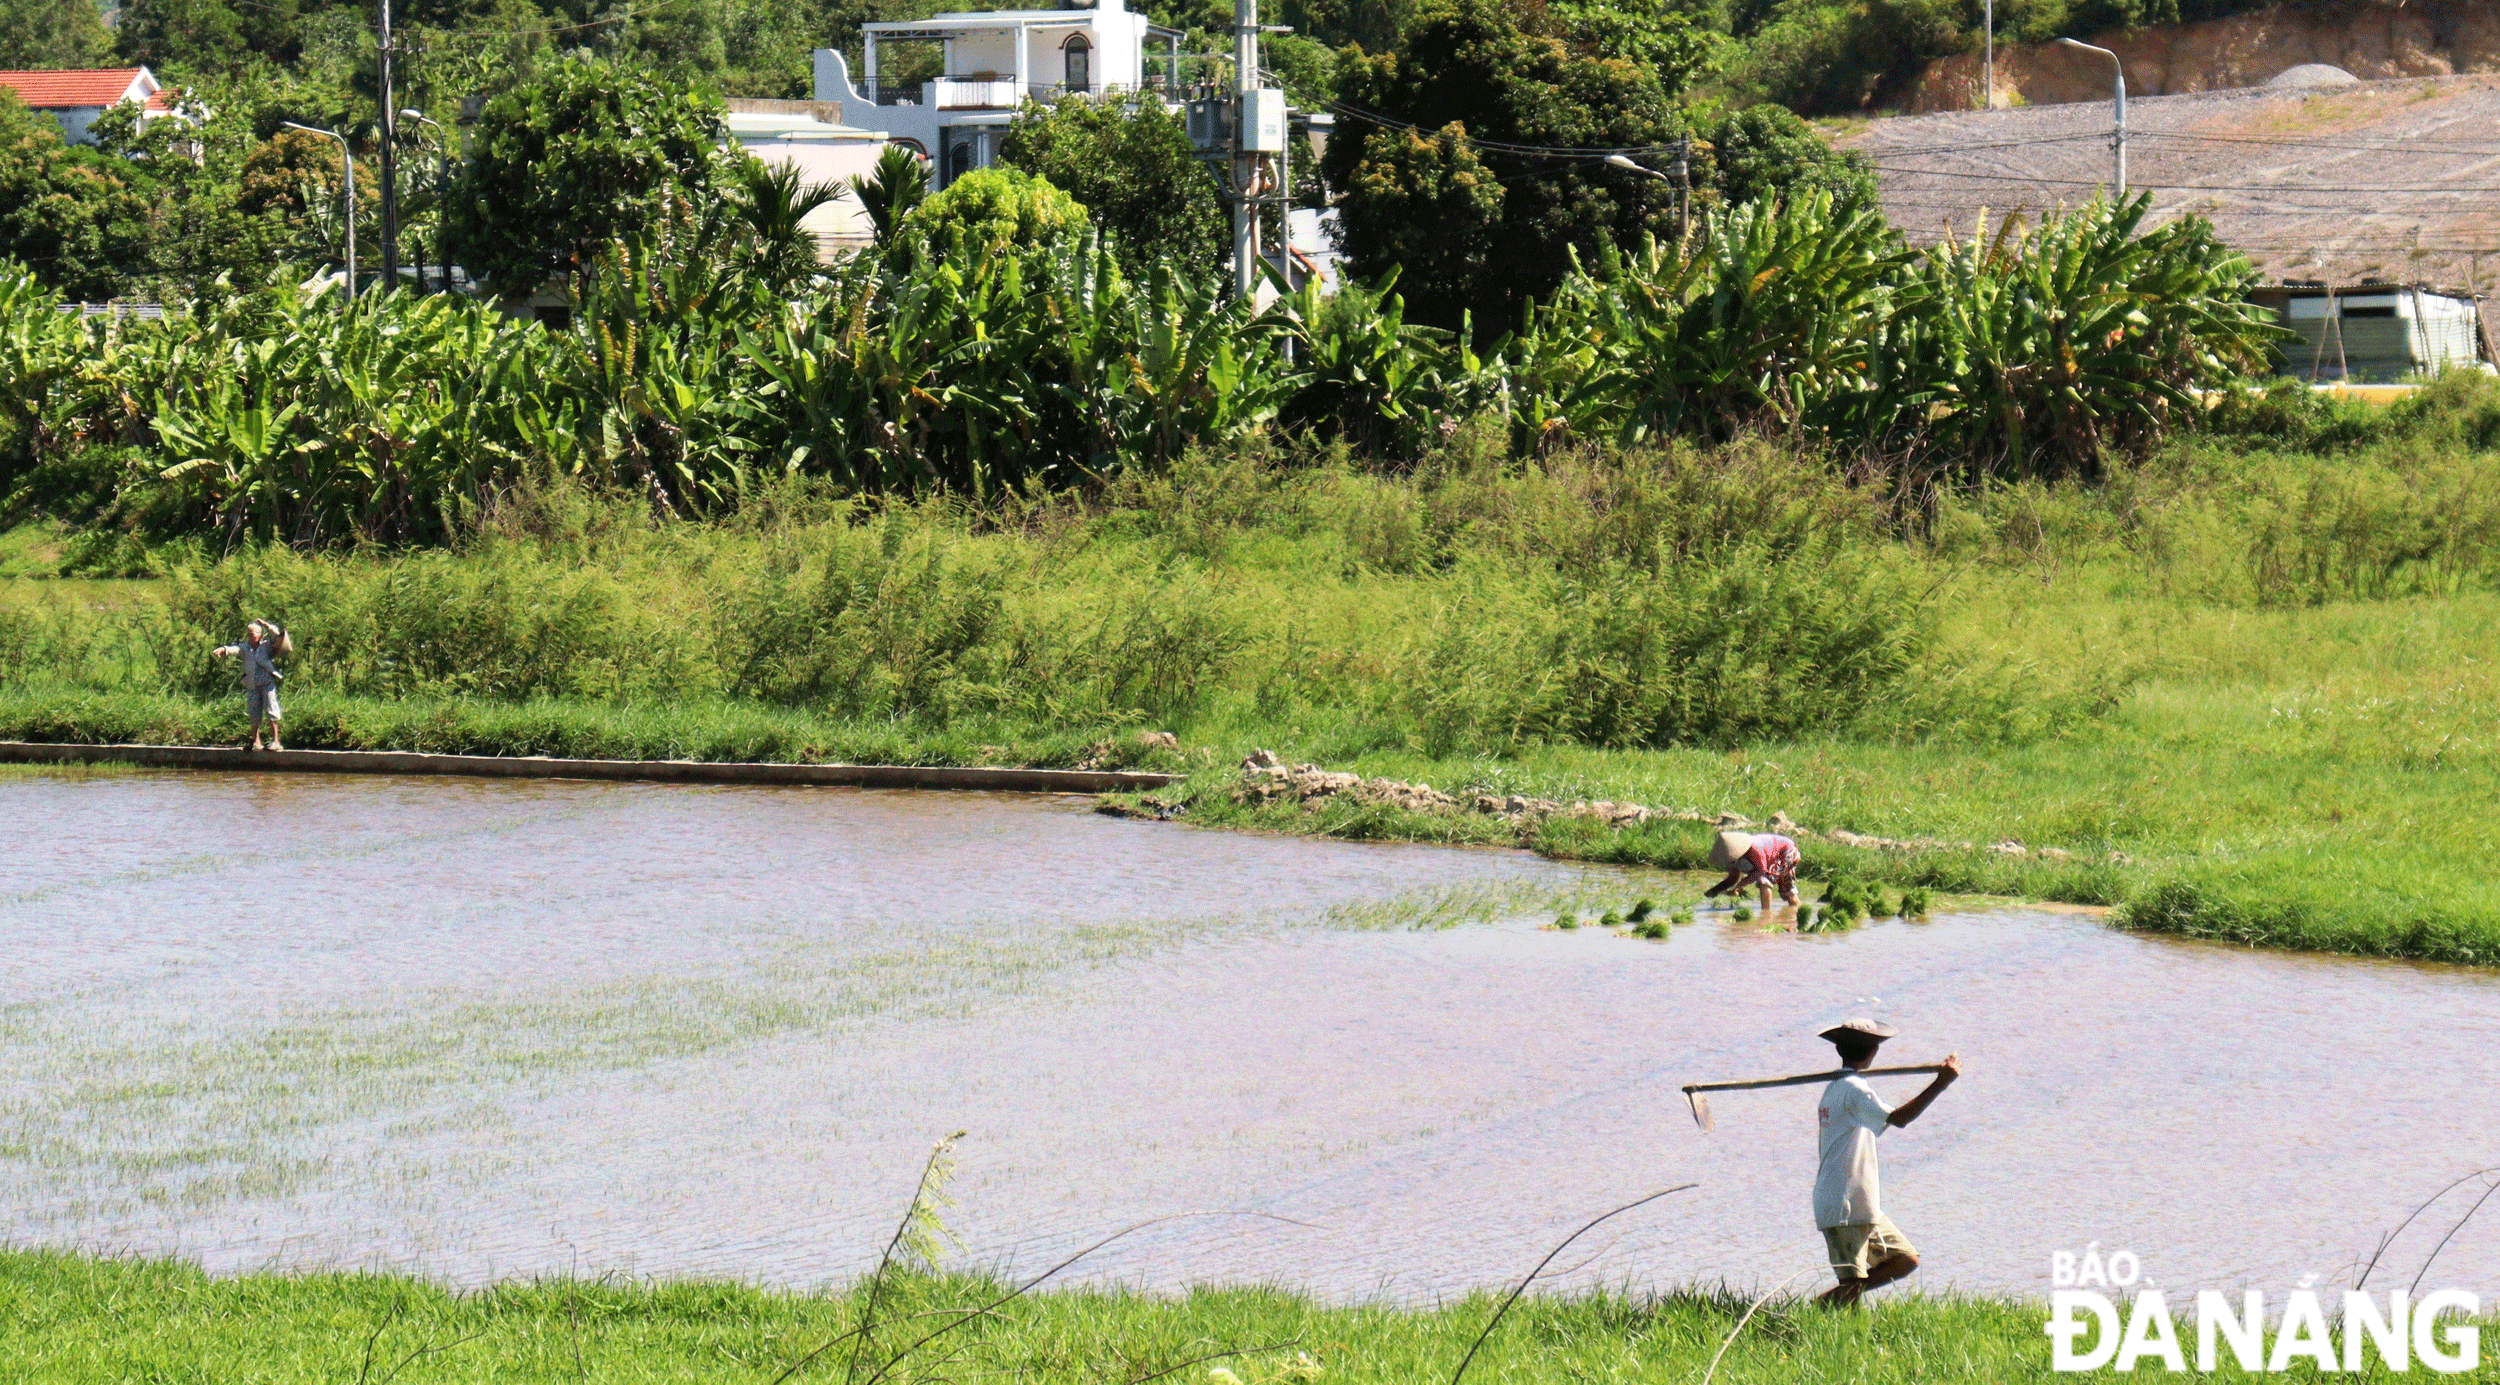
[723,98,891,257]
[0,66,172,144]
[813,0,1184,187]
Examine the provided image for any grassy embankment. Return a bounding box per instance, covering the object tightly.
[0,1249,2353,1383]
[7,385,2500,964]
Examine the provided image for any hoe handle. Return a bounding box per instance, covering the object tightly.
[1681,1064,1944,1096]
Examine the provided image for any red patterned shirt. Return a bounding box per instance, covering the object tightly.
[1740,835,1800,888]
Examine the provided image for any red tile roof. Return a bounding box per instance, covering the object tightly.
[0,67,167,112]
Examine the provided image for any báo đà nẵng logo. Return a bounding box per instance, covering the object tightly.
[2044,1246,2481,1373]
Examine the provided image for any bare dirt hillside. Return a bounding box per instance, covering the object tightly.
[1839,73,2500,291]
[1907,1,2498,113]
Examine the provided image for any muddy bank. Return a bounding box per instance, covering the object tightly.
[1107,750,2123,864]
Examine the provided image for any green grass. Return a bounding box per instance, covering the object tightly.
[9,429,2500,965]
[0,1250,2240,1383]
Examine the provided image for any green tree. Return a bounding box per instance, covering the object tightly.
[1333,124,1501,311]
[0,0,114,68]
[83,71,377,294]
[232,124,380,271]
[848,142,927,247]
[0,89,155,300]
[1323,0,1685,332]
[1702,103,1874,212]
[1551,0,1725,96]
[998,96,1225,281]
[116,0,313,73]
[727,157,846,289]
[899,165,1088,260]
[444,56,741,296]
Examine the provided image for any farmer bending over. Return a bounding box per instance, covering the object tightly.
[211,619,291,751]
[1813,1017,1960,1308]
[1707,830,1800,911]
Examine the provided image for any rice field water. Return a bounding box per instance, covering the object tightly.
[6,770,2495,1311]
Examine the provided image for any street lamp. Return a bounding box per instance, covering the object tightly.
[2056,37,2126,195]
[400,108,452,294]
[1982,0,1993,110]
[1605,152,1688,241]
[283,120,355,298]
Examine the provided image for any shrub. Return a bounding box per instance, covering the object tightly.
[900,167,1089,260]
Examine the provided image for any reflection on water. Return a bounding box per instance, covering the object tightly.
[4,771,2497,1300]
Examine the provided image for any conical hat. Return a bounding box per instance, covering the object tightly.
[1709,830,1754,870]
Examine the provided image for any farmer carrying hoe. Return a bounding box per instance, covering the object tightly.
[1812,1018,1960,1307]
[211,619,291,751]
[1706,830,1801,912]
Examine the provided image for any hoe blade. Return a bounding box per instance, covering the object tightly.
[1686,1090,1714,1133]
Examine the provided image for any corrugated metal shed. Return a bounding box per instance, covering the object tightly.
[2246,284,2487,382]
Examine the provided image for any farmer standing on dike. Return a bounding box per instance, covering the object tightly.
[211,619,290,751]
[1812,1018,1961,1307]
[1706,830,1801,912]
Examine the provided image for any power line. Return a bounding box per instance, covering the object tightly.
[1880,200,2495,217]
[1252,73,1686,162]
[1867,163,2500,194]
[2130,130,2500,156]
[1843,134,2107,157]
[1863,130,2500,158]
[209,0,684,39]
[1316,98,1681,159]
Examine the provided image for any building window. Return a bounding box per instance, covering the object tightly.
[1064,34,1091,93]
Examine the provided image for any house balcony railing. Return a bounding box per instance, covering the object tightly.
[864,77,1169,108]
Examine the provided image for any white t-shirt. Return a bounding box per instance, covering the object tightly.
[1814,1072,1894,1228]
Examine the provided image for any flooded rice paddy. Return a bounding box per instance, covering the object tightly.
[5,770,2498,1301]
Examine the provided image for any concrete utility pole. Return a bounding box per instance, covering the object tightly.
[378,0,399,291]
[2057,37,2125,195]
[1230,0,1289,298]
[284,121,356,298]
[1233,0,1257,297]
[1672,135,1689,241]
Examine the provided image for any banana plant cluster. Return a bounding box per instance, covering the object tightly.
[752,229,1293,495]
[0,191,2287,547]
[1490,191,2285,475]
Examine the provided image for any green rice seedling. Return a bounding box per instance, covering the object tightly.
[1599,909,1623,927]
[1818,874,1878,920]
[1731,905,1753,922]
[1671,908,1694,925]
[1899,888,1934,918]
[1554,913,1579,930]
[1626,898,1655,923]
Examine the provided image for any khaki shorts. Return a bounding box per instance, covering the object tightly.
[1822,1216,1916,1278]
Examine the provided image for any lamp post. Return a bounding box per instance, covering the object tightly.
[400,108,451,293]
[283,120,355,298]
[2056,37,2125,195]
[377,0,398,291]
[1983,0,1992,110]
